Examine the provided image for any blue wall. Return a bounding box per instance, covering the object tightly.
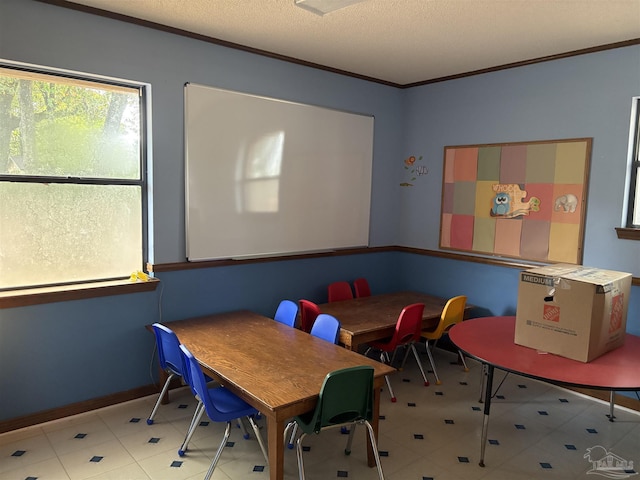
[0,0,638,422]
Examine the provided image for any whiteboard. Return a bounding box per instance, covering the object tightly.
[184,83,374,261]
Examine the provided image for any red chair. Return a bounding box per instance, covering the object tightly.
[298,299,320,333]
[353,277,371,298]
[328,281,353,302]
[365,303,430,402]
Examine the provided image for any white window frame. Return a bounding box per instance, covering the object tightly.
[0,59,151,291]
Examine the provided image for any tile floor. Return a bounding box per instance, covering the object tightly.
[1,346,639,480]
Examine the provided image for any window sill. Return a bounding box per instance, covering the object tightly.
[0,277,160,309]
[615,227,640,241]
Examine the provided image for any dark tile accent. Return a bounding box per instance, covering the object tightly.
[459,381,468,385]
[253,465,265,472]
[489,439,499,445]
[408,402,416,407]
[178,404,189,409]
[538,411,548,415]
[75,433,87,439]
[199,421,210,426]
[379,415,386,420]
[303,446,311,452]
[148,438,160,444]
[472,406,481,411]
[496,395,505,399]
[130,418,141,423]
[565,444,577,450]
[226,441,235,447]
[587,428,598,434]
[402,378,411,383]
[25,477,38,480]
[435,392,443,396]
[414,434,424,439]
[444,419,454,424]
[515,424,526,430]
[90,456,103,463]
[458,456,469,463]
[422,477,434,480]
[12,450,26,456]
[170,460,183,468]
[337,470,348,477]
[518,384,527,388]
[379,451,389,457]
[540,462,552,469]
[559,398,569,403]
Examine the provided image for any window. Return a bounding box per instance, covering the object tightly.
[0,63,147,290]
[626,97,640,229]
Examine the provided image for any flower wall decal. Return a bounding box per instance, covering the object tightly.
[400,155,427,186]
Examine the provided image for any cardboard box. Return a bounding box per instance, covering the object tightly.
[515,264,631,362]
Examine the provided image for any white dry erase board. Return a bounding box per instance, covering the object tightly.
[184,83,374,261]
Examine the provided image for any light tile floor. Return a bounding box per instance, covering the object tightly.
[1,346,639,480]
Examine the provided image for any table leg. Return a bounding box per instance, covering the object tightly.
[608,390,616,422]
[266,415,284,480]
[366,378,382,467]
[479,363,494,467]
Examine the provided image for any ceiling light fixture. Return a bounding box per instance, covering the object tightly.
[294,0,367,16]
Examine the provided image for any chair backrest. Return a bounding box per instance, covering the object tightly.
[151,323,184,377]
[299,299,321,333]
[302,366,375,434]
[310,313,341,344]
[327,281,353,302]
[390,303,425,346]
[353,277,371,298]
[179,344,236,422]
[432,295,467,338]
[274,299,299,328]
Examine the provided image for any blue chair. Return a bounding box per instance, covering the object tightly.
[147,323,191,425]
[179,344,269,479]
[287,313,342,449]
[309,313,341,344]
[274,299,299,327]
[284,366,385,480]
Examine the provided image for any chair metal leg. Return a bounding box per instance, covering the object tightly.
[287,422,299,449]
[246,415,269,464]
[147,372,176,425]
[296,432,309,480]
[234,417,250,439]
[378,352,396,402]
[178,400,205,456]
[363,420,385,480]
[204,421,232,480]
[425,341,441,385]
[344,423,356,454]
[409,343,430,386]
[458,350,469,371]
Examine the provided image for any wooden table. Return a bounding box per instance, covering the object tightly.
[159,310,395,480]
[319,291,467,352]
[450,316,640,468]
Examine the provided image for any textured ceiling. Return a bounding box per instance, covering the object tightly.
[62,0,640,86]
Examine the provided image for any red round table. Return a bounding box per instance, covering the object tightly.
[449,316,640,467]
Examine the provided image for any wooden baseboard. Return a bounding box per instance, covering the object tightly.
[0,384,166,434]
[567,387,640,412]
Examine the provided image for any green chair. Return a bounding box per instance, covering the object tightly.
[285,365,385,480]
